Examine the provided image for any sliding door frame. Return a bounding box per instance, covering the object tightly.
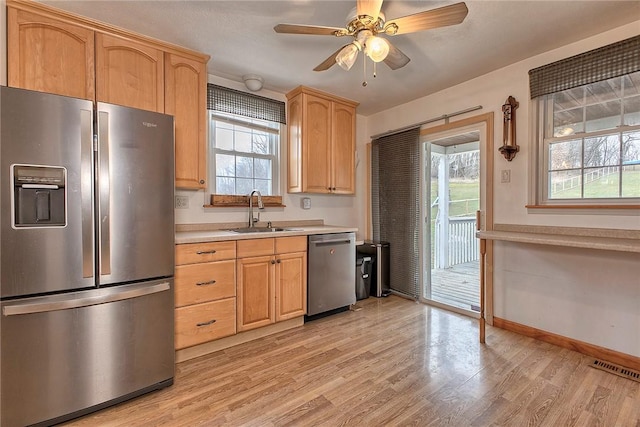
[419,113,495,324]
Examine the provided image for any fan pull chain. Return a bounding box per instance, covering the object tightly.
[373,61,377,78]
[362,55,367,87]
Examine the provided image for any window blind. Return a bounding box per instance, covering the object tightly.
[207,84,286,124]
[529,35,640,99]
[371,128,421,299]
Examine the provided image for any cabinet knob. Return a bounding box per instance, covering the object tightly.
[199,179,205,184]
[271,259,276,264]
[276,259,281,264]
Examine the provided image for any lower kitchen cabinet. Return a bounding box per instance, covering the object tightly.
[237,255,275,332]
[275,251,307,322]
[175,235,308,348]
[174,241,237,350]
[237,236,307,332]
[175,298,236,349]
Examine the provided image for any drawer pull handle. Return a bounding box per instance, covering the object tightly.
[196,250,217,255]
[196,280,217,286]
[196,319,217,327]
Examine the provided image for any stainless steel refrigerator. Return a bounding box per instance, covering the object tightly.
[0,86,175,427]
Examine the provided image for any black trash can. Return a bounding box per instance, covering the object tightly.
[357,241,391,297]
[355,255,373,300]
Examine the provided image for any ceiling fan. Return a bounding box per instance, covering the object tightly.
[274,0,468,73]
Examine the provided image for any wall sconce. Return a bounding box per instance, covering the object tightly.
[499,96,519,161]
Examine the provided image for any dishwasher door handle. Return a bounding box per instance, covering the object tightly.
[312,239,352,247]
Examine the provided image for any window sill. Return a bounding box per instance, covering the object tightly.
[208,194,285,208]
[526,204,640,210]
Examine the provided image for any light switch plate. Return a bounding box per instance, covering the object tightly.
[501,169,511,183]
[301,197,311,209]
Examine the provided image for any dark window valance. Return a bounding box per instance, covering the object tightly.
[207,84,286,124]
[529,35,640,99]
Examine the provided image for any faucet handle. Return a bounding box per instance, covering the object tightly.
[267,221,272,229]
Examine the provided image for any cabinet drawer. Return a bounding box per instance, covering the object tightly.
[176,241,236,265]
[175,297,236,349]
[175,260,236,307]
[275,236,307,254]
[237,238,274,258]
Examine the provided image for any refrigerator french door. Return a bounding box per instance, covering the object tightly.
[1,86,175,427]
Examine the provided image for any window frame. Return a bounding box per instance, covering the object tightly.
[208,111,282,197]
[531,74,640,208]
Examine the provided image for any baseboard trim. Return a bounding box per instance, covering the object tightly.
[493,317,640,372]
[176,317,304,363]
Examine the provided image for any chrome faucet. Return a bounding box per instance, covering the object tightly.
[248,190,264,228]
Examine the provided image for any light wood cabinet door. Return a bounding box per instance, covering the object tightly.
[96,33,164,113]
[331,102,356,194]
[166,53,208,189]
[287,94,303,193]
[275,251,307,322]
[7,7,95,100]
[237,255,275,332]
[302,94,332,194]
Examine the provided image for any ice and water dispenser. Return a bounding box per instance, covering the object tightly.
[12,165,66,227]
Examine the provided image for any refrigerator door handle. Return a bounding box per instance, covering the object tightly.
[98,110,111,276]
[81,109,95,279]
[2,282,170,316]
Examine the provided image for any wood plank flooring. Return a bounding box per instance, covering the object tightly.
[63,296,640,426]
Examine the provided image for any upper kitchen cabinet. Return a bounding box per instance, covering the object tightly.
[286,86,358,195]
[96,34,164,113]
[165,53,208,189]
[6,0,210,189]
[7,7,95,101]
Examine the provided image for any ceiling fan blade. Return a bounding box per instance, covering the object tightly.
[313,45,351,71]
[383,41,410,70]
[274,23,345,36]
[386,2,468,35]
[357,0,383,21]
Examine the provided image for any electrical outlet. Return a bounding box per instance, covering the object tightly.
[175,195,189,209]
[501,169,511,183]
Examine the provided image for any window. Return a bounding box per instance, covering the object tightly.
[209,112,280,195]
[529,35,640,206]
[206,84,286,199]
[540,72,640,201]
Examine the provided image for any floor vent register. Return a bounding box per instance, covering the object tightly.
[590,359,640,383]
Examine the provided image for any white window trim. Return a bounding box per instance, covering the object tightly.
[529,96,640,209]
[208,111,281,196]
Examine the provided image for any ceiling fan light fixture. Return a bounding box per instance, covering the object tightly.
[364,36,389,62]
[336,42,361,71]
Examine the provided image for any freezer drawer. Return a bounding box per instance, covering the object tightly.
[0,279,175,427]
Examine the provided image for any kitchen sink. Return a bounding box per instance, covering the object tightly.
[228,227,289,233]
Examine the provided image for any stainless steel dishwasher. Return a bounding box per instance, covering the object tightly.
[307,232,356,316]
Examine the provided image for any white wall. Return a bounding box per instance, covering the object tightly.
[175,75,368,239]
[366,21,640,357]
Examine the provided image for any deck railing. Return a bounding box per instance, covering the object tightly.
[434,216,479,268]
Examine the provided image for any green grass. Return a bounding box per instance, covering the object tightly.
[551,170,640,199]
[430,179,479,217]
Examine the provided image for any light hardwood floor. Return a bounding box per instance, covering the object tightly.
[63,296,639,426]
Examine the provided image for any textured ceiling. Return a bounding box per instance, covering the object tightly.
[41,0,640,116]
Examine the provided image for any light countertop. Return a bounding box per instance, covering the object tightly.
[176,225,359,244]
[477,224,640,253]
